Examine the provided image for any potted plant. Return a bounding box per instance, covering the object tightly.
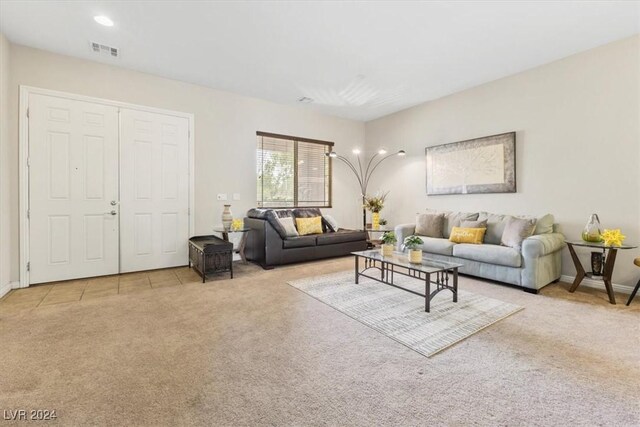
[380,231,397,256]
[403,235,424,263]
[363,191,388,230]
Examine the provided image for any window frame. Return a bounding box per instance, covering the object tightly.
[256,131,334,209]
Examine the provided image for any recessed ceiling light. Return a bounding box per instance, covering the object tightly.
[378,149,387,155]
[94,15,114,27]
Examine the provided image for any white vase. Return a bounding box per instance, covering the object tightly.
[408,249,423,264]
[381,244,394,257]
[221,204,233,230]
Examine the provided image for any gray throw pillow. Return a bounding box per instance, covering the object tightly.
[416,213,445,238]
[323,214,339,232]
[501,217,537,249]
[478,212,512,245]
[277,216,299,237]
[445,212,480,238]
[460,219,488,228]
[534,214,554,235]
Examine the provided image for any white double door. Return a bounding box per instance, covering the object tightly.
[29,94,190,284]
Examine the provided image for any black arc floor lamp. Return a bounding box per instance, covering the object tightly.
[326,148,405,230]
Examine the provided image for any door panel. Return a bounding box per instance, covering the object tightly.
[120,109,189,272]
[29,94,119,284]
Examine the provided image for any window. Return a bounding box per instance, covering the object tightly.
[256,132,332,208]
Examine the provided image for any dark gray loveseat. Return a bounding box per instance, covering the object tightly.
[244,208,367,268]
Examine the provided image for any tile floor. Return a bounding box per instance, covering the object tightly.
[0,266,204,312]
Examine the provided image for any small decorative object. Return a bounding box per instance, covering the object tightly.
[364,191,388,230]
[426,132,516,195]
[221,204,233,231]
[380,232,397,257]
[591,252,603,276]
[379,218,388,226]
[403,235,424,263]
[231,218,243,231]
[600,229,626,247]
[581,214,602,242]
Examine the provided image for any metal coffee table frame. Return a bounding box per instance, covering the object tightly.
[353,250,462,312]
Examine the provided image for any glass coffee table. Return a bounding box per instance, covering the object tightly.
[352,250,463,312]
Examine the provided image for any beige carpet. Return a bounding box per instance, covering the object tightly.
[1,257,639,426]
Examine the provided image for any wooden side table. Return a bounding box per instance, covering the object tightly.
[566,241,637,304]
[213,227,251,263]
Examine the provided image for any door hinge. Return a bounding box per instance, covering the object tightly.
[26,262,30,272]
[26,107,29,118]
[27,209,30,219]
[27,157,31,167]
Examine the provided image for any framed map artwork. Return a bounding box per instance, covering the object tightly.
[425,132,516,195]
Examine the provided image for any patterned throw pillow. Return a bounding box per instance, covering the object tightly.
[277,216,299,237]
[295,216,323,236]
[449,227,487,244]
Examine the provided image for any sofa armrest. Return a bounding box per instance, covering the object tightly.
[522,233,565,258]
[394,223,416,250]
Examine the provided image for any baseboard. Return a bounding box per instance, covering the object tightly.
[560,275,634,295]
[0,281,18,299]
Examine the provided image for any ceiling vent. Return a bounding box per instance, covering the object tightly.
[90,41,118,58]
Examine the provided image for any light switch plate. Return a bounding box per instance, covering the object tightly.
[217,193,227,201]
[232,193,241,201]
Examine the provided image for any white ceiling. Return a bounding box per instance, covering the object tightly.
[1,1,638,121]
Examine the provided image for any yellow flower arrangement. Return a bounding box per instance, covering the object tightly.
[600,229,626,247]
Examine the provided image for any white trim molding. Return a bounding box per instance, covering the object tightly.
[18,85,195,288]
[0,281,20,299]
[560,275,633,295]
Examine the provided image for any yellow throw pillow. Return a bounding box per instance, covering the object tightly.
[449,227,486,244]
[295,216,323,236]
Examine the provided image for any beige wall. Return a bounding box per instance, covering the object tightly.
[365,35,640,287]
[0,33,11,290]
[5,43,365,283]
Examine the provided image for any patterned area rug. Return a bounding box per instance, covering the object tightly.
[288,270,523,357]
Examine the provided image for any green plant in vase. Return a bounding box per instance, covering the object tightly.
[403,235,424,263]
[363,191,388,230]
[380,231,397,256]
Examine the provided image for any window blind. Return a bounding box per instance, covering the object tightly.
[257,132,332,208]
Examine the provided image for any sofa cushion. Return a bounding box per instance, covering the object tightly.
[478,212,513,245]
[501,217,537,249]
[453,243,522,268]
[533,214,554,235]
[415,236,457,256]
[316,230,367,246]
[461,219,488,229]
[277,216,299,237]
[322,214,338,232]
[449,227,486,244]
[426,210,480,239]
[416,213,445,238]
[296,216,323,235]
[283,235,317,249]
[293,208,332,232]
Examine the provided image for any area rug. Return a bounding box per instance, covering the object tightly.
[288,270,523,357]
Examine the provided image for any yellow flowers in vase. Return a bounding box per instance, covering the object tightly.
[600,229,626,247]
[364,191,388,230]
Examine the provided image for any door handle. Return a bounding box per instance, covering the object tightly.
[104,210,117,216]
[110,200,119,206]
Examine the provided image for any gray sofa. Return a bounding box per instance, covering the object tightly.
[244,208,368,268]
[395,211,565,292]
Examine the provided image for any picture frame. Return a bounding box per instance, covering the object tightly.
[425,132,516,195]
